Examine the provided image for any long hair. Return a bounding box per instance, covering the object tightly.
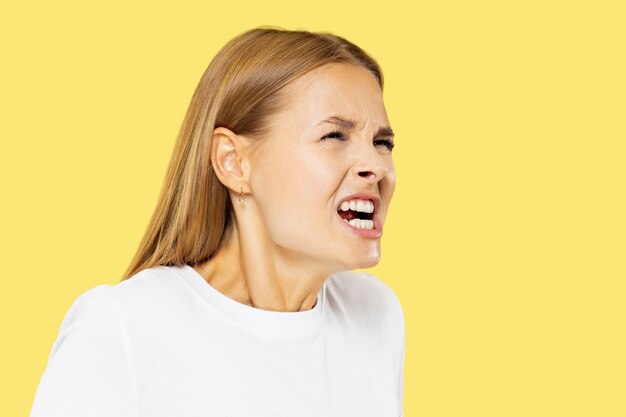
[121,26,384,281]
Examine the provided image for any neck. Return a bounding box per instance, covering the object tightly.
[193,221,328,312]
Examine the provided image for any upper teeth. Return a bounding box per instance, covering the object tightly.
[339,199,374,213]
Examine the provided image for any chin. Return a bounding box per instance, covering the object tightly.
[347,249,381,270]
[323,241,382,272]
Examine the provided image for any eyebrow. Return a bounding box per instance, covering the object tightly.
[317,116,395,139]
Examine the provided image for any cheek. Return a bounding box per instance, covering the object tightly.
[379,161,395,190]
[385,167,397,194]
[252,149,345,239]
[299,155,344,198]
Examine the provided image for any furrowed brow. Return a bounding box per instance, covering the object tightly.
[318,116,358,130]
[318,116,395,139]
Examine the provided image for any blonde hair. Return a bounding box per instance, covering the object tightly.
[121,26,384,281]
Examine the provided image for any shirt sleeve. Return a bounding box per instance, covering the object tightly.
[397,295,405,417]
[30,285,138,417]
[398,310,405,417]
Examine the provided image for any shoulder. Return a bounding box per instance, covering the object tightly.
[62,265,193,327]
[325,270,403,329]
[35,282,139,416]
[326,270,401,308]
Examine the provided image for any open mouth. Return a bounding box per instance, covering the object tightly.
[335,197,383,237]
[336,198,377,231]
[336,205,374,222]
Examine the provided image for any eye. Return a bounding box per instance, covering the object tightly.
[321,131,395,152]
[374,139,395,151]
[321,131,346,141]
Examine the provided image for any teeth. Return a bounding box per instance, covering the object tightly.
[346,218,374,230]
[338,199,374,214]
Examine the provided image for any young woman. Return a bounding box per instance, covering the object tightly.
[31,26,405,417]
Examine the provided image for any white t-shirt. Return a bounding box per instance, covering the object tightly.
[30,264,405,417]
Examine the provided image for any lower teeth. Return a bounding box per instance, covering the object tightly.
[344,218,374,230]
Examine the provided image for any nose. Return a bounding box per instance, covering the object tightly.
[353,166,390,183]
[351,153,390,183]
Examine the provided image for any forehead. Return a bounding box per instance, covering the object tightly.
[269,63,389,132]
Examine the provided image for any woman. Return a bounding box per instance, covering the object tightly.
[30,26,405,417]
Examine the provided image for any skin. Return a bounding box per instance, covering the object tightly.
[193,62,396,312]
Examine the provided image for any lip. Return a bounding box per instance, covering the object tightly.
[336,210,383,239]
[336,192,380,213]
[335,192,383,239]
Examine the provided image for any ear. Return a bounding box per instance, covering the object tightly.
[210,127,250,194]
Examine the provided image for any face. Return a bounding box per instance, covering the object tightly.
[246,62,396,272]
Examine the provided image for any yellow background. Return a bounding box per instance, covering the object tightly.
[2,1,624,416]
